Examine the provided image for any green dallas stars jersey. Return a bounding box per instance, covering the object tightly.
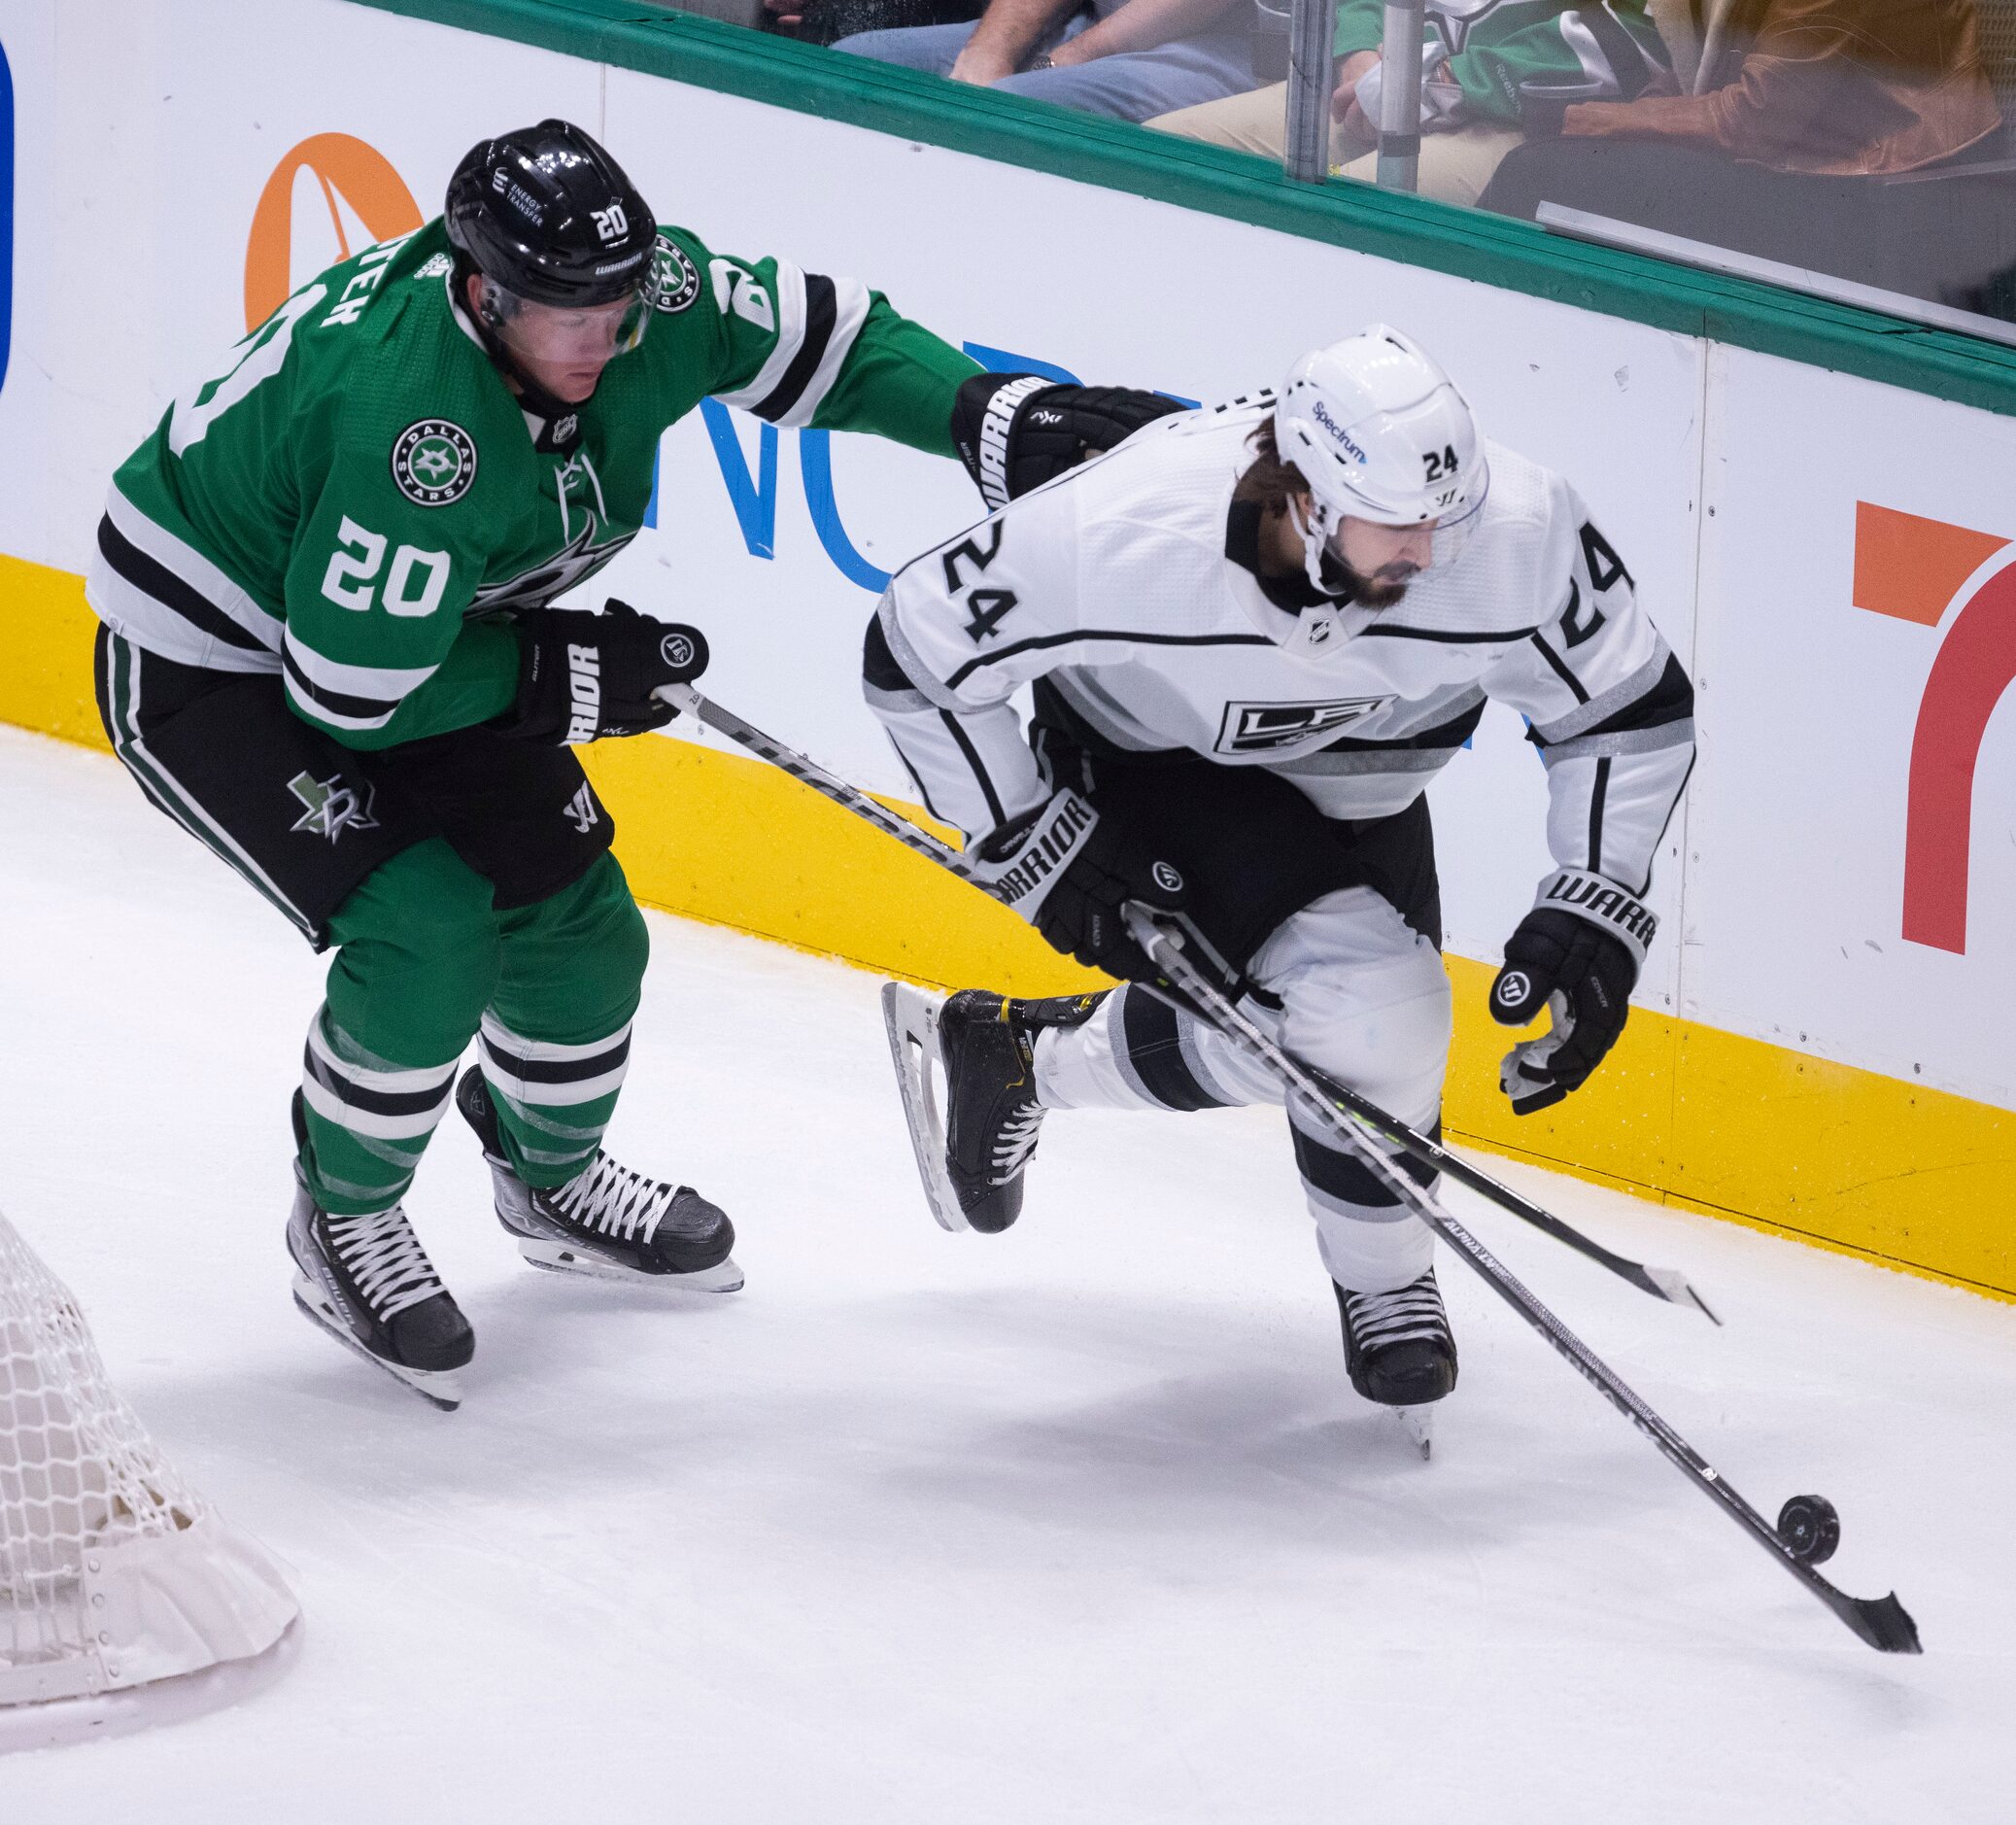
[1331,0,1667,127]
[87,219,980,748]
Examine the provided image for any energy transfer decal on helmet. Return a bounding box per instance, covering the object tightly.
[392,419,478,507]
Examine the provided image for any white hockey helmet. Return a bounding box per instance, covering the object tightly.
[1274,325,1488,595]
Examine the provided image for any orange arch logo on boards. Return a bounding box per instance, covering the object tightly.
[243,133,424,333]
[1852,501,2016,956]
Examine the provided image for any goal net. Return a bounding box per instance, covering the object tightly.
[0,1207,298,1749]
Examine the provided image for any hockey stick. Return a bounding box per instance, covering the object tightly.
[664,683,1917,1650]
[1125,905,1922,1655]
[656,682,1711,1318]
[659,682,990,887]
[1296,1062,1716,1321]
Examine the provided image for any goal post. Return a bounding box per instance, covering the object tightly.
[1,1207,299,1750]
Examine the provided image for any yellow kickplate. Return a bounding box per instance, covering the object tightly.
[0,553,109,752]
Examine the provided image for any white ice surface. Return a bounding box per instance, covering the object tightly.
[0,723,2011,1822]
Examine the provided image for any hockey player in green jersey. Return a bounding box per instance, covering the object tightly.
[87,119,1179,1408]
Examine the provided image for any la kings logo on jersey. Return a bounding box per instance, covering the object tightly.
[1214,697,1392,755]
[393,420,478,507]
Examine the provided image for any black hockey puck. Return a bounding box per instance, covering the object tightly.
[1777,1494,1841,1566]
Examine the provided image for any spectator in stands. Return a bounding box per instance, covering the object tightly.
[770,0,983,50]
[1148,0,1671,206]
[829,0,1261,122]
[1477,0,2003,303]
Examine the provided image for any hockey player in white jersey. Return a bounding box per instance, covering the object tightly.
[870,325,1693,1418]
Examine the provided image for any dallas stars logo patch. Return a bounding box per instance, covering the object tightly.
[650,235,700,315]
[392,419,478,506]
[288,771,380,843]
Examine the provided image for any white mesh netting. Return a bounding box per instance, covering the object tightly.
[0,1208,297,1726]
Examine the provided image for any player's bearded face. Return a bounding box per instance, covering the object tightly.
[1330,516,1438,608]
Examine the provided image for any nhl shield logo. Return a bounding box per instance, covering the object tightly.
[392,419,478,506]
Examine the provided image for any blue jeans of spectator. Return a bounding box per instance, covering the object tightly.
[832,16,1256,122]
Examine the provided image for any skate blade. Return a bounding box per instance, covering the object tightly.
[880,981,970,1233]
[516,1239,745,1291]
[290,1275,464,1411]
[1394,1404,1434,1461]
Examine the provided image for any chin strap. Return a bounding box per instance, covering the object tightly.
[1288,497,1358,603]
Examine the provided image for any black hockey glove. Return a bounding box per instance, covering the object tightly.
[952,374,1189,510]
[1489,872,1655,1115]
[497,599,709,745]
[974,789,1189,984]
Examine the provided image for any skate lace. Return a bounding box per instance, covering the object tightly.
[1342,1277,1448,1351]
[326,1206,446,1323]
[989,1103,1043,1185]
[550,1155,682,1244]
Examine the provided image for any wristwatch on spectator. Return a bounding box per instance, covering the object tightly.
[1027,50,1054,69]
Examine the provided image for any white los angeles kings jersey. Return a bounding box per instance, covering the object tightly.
[864,399,1694,904]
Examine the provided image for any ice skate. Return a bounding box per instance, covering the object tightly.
[1335,1269,1457,1458]
[287,1170,474,1411]
[883,986,1097,1233]
[455,1067,742,1291]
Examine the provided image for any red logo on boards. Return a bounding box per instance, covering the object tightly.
[1852,502,2015,954]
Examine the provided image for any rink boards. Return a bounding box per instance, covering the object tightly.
[0,0,2010,1293]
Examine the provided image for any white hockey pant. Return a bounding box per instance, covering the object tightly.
[1033,886,1451,1294]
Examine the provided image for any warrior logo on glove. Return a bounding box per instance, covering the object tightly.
[952,375,1191,511]
[499,599,710,747]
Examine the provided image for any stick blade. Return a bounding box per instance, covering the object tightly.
[1639,1263,1723,1325]
[1828,1588,1923,1655]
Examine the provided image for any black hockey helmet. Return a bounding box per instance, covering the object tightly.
[444,120,656,308]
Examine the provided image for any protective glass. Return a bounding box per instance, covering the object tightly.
[1328,465,1490,578]
[1301,466,1489,599]
[486,282,651,366]
[1422,482,1487,573]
